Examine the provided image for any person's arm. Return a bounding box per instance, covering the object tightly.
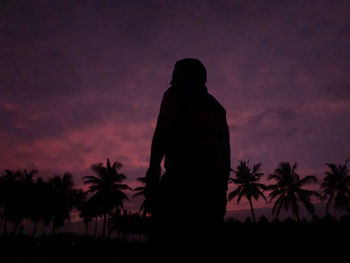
[222,112,231,183]
[149,90,171,172]
[219,110,231,217]
[145,90,171,206]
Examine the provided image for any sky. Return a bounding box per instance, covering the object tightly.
[1,0,350,214]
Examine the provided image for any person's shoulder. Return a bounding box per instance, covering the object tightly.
[160,87,177,108]
[162,87,176,99]
[207,93,226,114]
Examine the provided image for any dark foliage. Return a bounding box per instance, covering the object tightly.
[267,162,321,221]
[228,160,267,222]
[321,162,350,214]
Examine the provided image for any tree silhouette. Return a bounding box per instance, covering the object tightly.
[44,173,77,234]
[109,209,150,240]
[20,169,40,237]
[88,193,105,236]
[83,158,130,237]
[133,176,152,216]
[268,162,320,221]
[30,177,48,237]
[228,160,267,222]
[0,170,24,234]
[321,161,350,215]
[77,192,99,235]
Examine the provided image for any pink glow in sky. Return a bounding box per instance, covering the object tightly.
[1,0,350,213]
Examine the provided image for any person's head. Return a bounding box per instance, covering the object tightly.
[170,58,207,87]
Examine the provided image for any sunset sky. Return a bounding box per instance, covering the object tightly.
[1,0,350,213]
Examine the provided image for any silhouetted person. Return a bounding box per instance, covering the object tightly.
[145,58,230,250]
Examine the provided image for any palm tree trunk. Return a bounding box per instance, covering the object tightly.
[102,213,107,237]
[249,198,256,223]
[32,220,38,238]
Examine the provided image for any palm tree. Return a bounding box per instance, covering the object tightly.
[321,161,350,215]
[133,176,152,216]
[30,177,48,237]
[77,191,96,235]
[268,162,320,221]
[0,169,23,234]
[21,169,39,236]
[83,158,130,237]
[86,193,104,236]
[44,173,76,234]
[228,160,267,222]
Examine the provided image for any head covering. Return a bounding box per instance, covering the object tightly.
[170,58,207,87]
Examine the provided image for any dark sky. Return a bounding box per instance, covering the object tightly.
[1,0,350,213]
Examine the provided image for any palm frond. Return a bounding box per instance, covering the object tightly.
[114,183,131,190]
[228,186,241,201]
[272,195,285,217]
[133,190,145,198]
[268,174,281,181]
[298,192,314,215]
[299,175,317,186]
[269,189,284,201]
[255,188,267,202]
